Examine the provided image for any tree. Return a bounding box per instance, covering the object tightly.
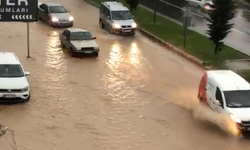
[125,0,139,13]
[206,0,236,54]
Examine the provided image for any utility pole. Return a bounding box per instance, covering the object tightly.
[182,2,192,48]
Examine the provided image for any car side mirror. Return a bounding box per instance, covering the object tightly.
[214,100,221,106]
[25,72,30,76]
[93,37,96,39]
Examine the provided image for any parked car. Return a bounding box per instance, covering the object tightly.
[198,70,250,134]
[0,52,31,102]
[99,1,137,35]
[38,2,74,27]
[59,28,100,57]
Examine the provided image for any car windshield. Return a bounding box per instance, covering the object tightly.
[70,31,93,40]
[111,10,133,20]
[224,90,250,108]
[0,64,24,78]
[49,6,68,13]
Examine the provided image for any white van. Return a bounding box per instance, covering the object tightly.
[99,1,137,35]
[198,70,250,132]
[0,52,31,102]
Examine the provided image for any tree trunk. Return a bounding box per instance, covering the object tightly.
[214,43,218,54]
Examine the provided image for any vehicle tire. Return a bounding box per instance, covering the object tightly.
[26,93,31,102]
[109,26,114,34]
[99,19,104,29]
[60,41,65,48]
[93,52,99,57]
[199,97,203,103]
[69,48,75,57]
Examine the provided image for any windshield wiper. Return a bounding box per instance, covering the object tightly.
[227,103,243,107]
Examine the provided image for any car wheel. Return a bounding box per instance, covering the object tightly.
[26,93,31,101]
[60,41,65,48]
[99,19,104,29]
[199,97,203,103]
[93,52,99,57]
[69,48,75,57]
[109,26,114,34]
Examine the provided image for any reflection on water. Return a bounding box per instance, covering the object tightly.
[108,42,122,69]
[45,31,67,82]
[42,31,69,106]
[102,41,149,104]
[128,42,140,66]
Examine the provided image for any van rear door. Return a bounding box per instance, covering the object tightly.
[198,71,207,104]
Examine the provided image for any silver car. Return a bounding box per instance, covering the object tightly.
[38,2,74,27]
[59,28,100,57]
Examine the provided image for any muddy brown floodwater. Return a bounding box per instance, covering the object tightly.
[0,0,250,150]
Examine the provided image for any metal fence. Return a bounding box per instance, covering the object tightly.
[140,0,186,22]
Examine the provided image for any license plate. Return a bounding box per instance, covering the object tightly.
[123,30,131,32]
[3,94,16,98]
[84,51,92,53]
[60,21,68,24]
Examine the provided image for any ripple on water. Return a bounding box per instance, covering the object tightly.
[31,31,71,114]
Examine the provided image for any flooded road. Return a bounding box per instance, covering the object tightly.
[1,0,250,149]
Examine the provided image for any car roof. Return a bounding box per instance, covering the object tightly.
[67,28,89,33]
[0,52,20,65]
[103,1,129,11]
[43,2,62,6]
[207,70,250,91]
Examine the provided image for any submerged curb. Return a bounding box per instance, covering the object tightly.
[84,0,204,69]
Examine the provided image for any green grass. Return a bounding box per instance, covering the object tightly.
[238,69,250,82]
[89,0,249,62]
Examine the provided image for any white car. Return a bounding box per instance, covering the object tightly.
[59,28,100,57]
[0,52,30,102]
[198,70,250,134]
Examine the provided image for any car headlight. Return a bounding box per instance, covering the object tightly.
[94,47,99,50]
[112,23,121,29]
[69,16,74,21]
[230,114,241,123]
[51,17,59,22]
[76,47,81,50]
[132,23,137,28]
[21,86,29,92]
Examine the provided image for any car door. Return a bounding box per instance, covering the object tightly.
[41,4,50,22]
[206,81,215,110]
[39,4,46,21]
[213,87,224,113]
[61,30,71,49]
[103,7,112,29]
